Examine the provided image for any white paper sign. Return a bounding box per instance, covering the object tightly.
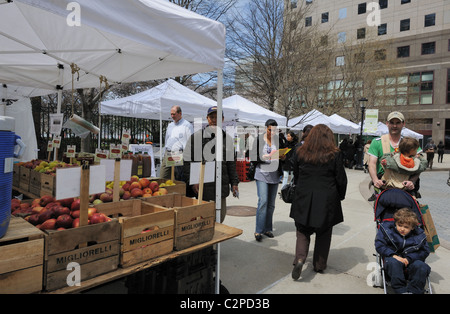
[189,162,215,185]
[100,159,133,181]
[55,165,106,200]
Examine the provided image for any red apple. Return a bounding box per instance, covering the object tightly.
[55,214,73,229]
[149,181,159,192]
[130,188,144,198]
[72,218,80,228]
[39,218,57,230]
[39,195,55,207]
[122,191,131,200]
[129,181,142,191]
[71,199,81,211]
[89,213,106,224]
[88,207,97,218]
[139,178,150,189]
[58,198,74,207]
[54,206,70,217]
[158,187,168,195]
[27,214,40,226]
[71,210,80,219]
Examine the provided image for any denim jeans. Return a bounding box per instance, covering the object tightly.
[255,180,278,234]
[281,170,293,187]
[384,257,431,294]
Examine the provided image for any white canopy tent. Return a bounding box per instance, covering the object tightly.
[0,0,225,100]
[223,95,287,127]
[288,109,360,134]
[1,0,227,292]
[101,79,236,123]
[329,114,361,134]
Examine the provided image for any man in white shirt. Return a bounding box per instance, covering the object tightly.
[160,105,193,180]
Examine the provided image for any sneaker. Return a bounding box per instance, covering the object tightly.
[292,260,304,280]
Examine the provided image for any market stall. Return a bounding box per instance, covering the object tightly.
[1,0,236,294]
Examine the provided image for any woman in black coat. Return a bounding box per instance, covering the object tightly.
[290,124,347,280]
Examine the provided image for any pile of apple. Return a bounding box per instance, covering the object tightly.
[90,175,169,204]
[11,195,110,231]
[18,159,78,175]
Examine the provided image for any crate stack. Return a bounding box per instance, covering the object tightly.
[236,158,251,182]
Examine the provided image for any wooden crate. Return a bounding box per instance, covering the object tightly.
[13,164,20,187]
[19,166,31,191]
[43,220,120,291]
[142,193,215,251]
[94,199,174,268]
[30,170,41,189]
[0,216,45,294]
[40,173,55,197]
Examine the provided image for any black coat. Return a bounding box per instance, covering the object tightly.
[183,126,239,201]
[290,151,347,230]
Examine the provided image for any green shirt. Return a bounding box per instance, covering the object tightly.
[367,136,422,175]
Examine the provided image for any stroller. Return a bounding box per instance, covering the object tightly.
[372,188,433,294]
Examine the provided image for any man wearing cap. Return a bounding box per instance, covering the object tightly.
[183,106,239,223]
[367,111,421,194]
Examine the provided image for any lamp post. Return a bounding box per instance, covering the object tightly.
[355,97,367,170]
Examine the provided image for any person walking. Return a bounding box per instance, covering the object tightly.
[437,140,445,163]
[281,130,299,187]
[290,124,347,279]
[424,139,437,169]
[250,119,281,241]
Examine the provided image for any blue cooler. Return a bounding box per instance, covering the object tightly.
[0,116,26,238]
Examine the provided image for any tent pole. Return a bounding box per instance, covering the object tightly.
[215,69,223,294]
[1,84,7,116]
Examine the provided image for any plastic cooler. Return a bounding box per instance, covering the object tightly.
[0,116,26,238]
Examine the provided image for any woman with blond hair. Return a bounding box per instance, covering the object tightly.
[290,124,347,280]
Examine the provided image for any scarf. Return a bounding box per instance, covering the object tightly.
[400,153,415,168]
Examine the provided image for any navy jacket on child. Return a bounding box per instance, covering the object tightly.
[375,221,429,263]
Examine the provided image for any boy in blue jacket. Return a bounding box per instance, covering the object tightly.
[375,207,431,294]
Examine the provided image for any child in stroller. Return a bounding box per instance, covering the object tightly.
[374,189,431,294]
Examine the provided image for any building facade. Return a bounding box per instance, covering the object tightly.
[292,0,450,148]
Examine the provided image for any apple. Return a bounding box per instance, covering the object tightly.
[149,181,159,192]
[88,207,97,218]
[72,218,80,228]
[39,195,55,207]
[27,214,40,226]
[158,187,168,195]
[39,218,57,230]
[142,193,153,198]
[54,206,70,217]
[130,188,144,198]
[38,209,54,224]
[99,193,112,202]
[55,214,73,229]
[71,199,81,211]
[71,210,80,219]
[89,213,107,224]
[122,183,131,191]
[139,178,150,189]
[31,206,45,215]
[93,199,103,205]
[58,198,74,207]
[122,191,131,200]
[130,175,139,182]
[142,187,152,194]
[129,181,142,191]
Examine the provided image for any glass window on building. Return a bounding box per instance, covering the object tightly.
[425,13,436,27]
[357,28,366,39]
[322,12,329,23]
[338,32,346,43]
[336,56,345,66]
[378,23,387,35]
[408,71,434,105]
[422,42,436,55]
[401,0,411,4]
[400,19,410,31]
[339,8,347,19]
[374,49,386,61]
[358,3,366,14]
[379,0,388,9]
[397,45,410,58]
[305,16,312,27]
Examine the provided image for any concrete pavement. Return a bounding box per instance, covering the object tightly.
[220,157,450,294]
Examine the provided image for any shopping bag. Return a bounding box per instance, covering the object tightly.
[420,204,440,252]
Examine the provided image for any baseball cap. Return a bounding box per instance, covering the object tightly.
[387,111,404,122]
[207,106,223,116]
